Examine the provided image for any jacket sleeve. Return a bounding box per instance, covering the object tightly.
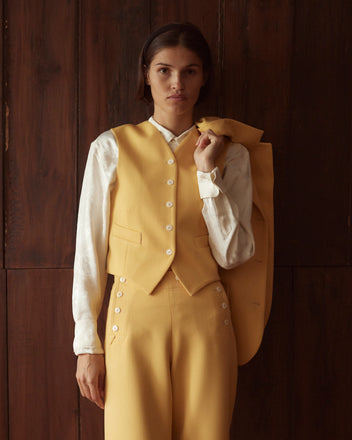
[72,131,118,355]
[197,142,255,269]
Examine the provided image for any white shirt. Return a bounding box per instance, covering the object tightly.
[72,117,255,355]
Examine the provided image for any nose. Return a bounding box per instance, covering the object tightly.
[171,72,184,91]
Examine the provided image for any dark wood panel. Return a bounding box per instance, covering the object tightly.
[221,0,247,122]
[150,0,222,118]
[231,268,293,439]
[80,398,104,440]
[222,0,294,127]
[78,0,150,185]
[279,0,352,265]
[223,0,294,268]
[0,3,4,268]
[5,0,77,268]
[0,271,8,440]
[7,269,78,440]
[293,267,352,439]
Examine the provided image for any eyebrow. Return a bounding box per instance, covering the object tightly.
[154,63,201,67]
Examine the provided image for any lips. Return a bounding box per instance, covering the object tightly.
[167,94,186,101]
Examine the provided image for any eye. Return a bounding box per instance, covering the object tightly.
[186,68,196,75]
[159,67,169,74]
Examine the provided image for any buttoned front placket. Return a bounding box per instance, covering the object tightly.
[215,283,232,327]
[111,276,128,336]
[164,153,177,260]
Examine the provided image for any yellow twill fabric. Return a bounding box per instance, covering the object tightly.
[197,117,274,365]
[107,121,229,296]
[108,117,274,365]
[104,273,237,439]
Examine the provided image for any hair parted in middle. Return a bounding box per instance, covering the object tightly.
[136,22,213,104]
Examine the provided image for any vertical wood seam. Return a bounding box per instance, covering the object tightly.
[2,1,9,438]
[2,2,7,270]
[289,265,295,440]
[4,270,9,440]
[348,106,352,265]
[242,0,249,121]
[76,0,81,439]
[217,0,224,116]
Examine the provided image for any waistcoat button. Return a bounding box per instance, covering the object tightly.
[166,224,173,231]
[117,291,123,298]
[119,277,126,283]
[168,159,175,165]
[166,201,173,208]
[167,179,174,185]
[112,325,119,332]
[166,249,173,256]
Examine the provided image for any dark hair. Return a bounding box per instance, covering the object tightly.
[136,22,213,104]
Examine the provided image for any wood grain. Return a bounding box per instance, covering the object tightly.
[7,269,78,440]
[280,0,352,265]
[2,1,352,439]
[5,0,77,268]
[231,268,293,439]
[78,0,150,186]
[293,267,352,439]
[0,3,4,269]
[0,271,8,439]
[223,0,294,268]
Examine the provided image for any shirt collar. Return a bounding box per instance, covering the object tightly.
[148,116,195,146]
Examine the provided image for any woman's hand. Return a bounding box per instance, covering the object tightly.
[194,129,225,172]
[76,353,106,409]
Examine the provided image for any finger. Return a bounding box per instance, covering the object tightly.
[196,129,210,145]
[89,381,104,409]
[196,134,211,149]
[77,377,92,401]
[99,370,106,403]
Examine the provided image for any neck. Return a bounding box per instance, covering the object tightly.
[152,111,194,137]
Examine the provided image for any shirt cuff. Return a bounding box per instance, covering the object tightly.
[197,167,222,199]
[73,318,104,355]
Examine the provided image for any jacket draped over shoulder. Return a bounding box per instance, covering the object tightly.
[196,117,274,365]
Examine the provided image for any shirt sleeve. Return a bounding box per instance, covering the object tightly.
[72,131,118,355]
[197,142,255,269]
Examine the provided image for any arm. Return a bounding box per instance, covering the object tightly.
[72,130,118,407]
[194,130,254,269]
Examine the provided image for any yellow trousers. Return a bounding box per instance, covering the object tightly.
[104,271,238,440]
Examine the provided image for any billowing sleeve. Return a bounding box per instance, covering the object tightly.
[197,142,255,269]
[72,131,118,355]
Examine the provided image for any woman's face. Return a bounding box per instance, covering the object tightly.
[146,45,206,120]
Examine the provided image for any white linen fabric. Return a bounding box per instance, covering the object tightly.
[72,117,255,355]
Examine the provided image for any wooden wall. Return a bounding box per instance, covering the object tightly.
[1,0,351,439]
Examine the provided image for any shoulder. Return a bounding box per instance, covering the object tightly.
[111,121,151,140]
[94,129,116,145]
[88,130,118,169]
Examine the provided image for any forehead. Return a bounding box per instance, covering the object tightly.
[151,45,203,66]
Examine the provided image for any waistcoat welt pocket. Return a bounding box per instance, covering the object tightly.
[112,224,142,244]
[194,234,209,248]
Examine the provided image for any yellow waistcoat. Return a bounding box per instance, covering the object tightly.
[108,118,274,365]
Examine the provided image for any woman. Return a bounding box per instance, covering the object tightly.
[73,22,268,440]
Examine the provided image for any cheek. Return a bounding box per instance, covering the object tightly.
[150,77,165,91]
